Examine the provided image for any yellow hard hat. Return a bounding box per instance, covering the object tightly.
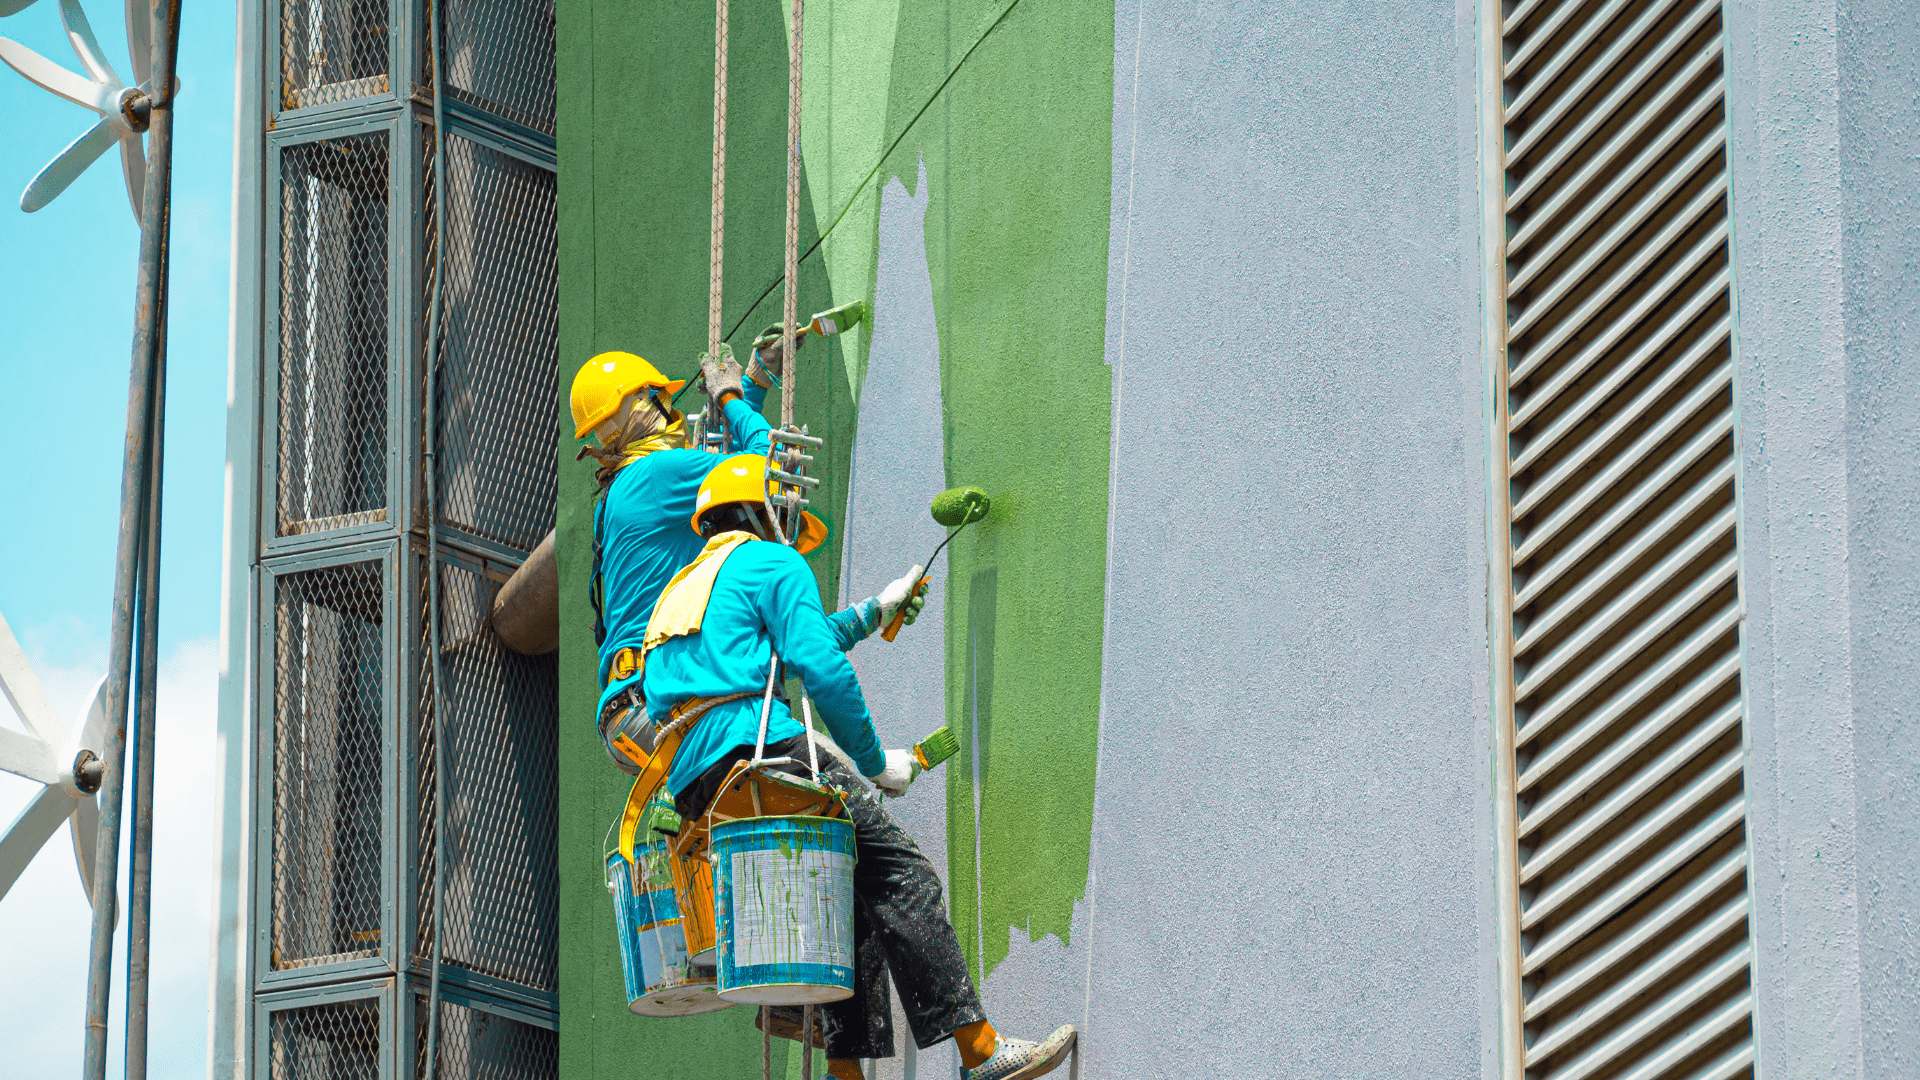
[692,453,828,555]
[570,351,687,439]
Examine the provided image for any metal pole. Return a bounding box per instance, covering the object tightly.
[82,0,180,1076]
[124,217,170,1080]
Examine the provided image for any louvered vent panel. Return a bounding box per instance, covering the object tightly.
[1498,0,1753,1077]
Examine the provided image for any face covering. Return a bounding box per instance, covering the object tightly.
[578,393,690,483]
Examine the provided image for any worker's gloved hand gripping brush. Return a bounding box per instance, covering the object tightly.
[747,300,868,387]
[881,486,990,642]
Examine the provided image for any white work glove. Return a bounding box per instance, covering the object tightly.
[699,343,744,404]
[868,748,922,798]
[877,564,927,627]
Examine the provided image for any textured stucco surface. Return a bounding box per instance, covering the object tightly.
[1729,0,1919,1074]
[1077,0,1490,1073]
[1838,0,1919,1071]
[840,171,962,1079]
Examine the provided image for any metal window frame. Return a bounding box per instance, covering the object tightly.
[404,974,557,1036]
[239,0,560,1070]
[407,112,555,568]
[401,974,555,1080]
[400,541,559,1014]
[255,977,397,1080]
[263,114,410,560]
[255,541,403,993]
[1476,2,1523,1074]
[268,0,419,126]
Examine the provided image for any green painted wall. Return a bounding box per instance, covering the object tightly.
[555,0,1111,1070]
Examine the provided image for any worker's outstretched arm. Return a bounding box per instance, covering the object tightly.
[740,376,770,414]
[825,600,883,652]
[720,395,772,455]
[756,548,886,777]
[824,565,927,651]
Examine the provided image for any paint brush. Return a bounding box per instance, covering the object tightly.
[912,725,960,771]
[881,486,990,643]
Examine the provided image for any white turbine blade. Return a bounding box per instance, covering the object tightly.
[69,792,98,904]
[58,0,123,90]
[118,130,144,218]
[0,725,59,785]
[0,785,76,902]
[125,0,149,87]
[0,0,45,16]
[21,115,117,213]
[77,676,109,755]
[0,612,68,746]
[0,36,115,114]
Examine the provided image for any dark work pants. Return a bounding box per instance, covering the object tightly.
[678,736,986,1059]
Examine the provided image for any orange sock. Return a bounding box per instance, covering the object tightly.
[826,1059,863,1080]
[954,1020,999,1070]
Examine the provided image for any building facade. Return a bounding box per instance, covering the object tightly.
[218,0,1918,1077]
[215,0,561,1075]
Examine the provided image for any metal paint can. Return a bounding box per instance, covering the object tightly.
[668,841,720,965]
[712,815,857,1005]
[607,847,731,1016]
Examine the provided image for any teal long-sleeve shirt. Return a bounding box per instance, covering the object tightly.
[644,540,888,796]
[593,392,770,718]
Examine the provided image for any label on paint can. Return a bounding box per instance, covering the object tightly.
[728,848,854,969]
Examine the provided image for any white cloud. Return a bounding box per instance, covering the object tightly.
[0,634,220,1080]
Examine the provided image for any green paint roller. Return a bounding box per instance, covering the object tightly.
[881,486,991,643]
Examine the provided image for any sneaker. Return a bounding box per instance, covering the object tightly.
[754,1005,824,1049]
[959,1026,1077,1080]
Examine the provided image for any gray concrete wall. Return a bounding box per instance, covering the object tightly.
[1729,0,1919,1074]
[1839,0,1920,1072]
[1083,0,1491,1072]
[842,2,1493,1074]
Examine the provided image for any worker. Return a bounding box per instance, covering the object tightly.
[571,346,773,777]
[640,453,1078,1080]
[576,344,926,776]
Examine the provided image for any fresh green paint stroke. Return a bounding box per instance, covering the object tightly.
[791,0,1114,980]
[788,0,902,400]
[907,0,1111,981]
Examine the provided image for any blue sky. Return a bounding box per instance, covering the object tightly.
[0,0,231,658]
[0,0,234,1076]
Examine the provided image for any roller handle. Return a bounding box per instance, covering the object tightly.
[880,577,930,642]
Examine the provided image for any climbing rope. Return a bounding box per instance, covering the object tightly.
[707,0,730,360]
[781,0,803,432]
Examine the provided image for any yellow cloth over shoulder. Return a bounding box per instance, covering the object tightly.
[644,530,758,654]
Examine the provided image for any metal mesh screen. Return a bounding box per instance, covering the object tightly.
[412,557,558,992]
[270,999,383,1080]
[273,561,386,970]
[412,996,556,1080]
[429,0,557,134]
[421,133,558,554]
[1497,0,1752,1076]
[281,0,391,109]
[279,134,391,538]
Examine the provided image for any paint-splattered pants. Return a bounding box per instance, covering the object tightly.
[677,735,987,1059]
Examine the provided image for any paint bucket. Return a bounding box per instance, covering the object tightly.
[669,843,720,965]
[712,815,857,1005]
[606,846,731,1016]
